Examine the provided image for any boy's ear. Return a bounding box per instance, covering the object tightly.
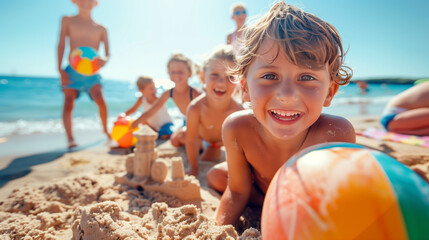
[323,81,339,107]
[241,79,251,102]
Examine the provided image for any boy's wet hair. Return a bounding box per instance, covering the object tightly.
[232,1,352,85]
[202,45,236,74]
[167,53,193,75]
[136,75,153,90]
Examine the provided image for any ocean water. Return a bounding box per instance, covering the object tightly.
[0,75,413,137]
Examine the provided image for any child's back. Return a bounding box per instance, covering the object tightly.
[387,81,429,110]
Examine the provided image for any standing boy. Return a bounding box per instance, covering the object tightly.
[226,2,247,52]
[214,2,356,225]
[57,0,110,148]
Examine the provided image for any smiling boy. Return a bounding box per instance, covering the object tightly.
[213,2,356,225]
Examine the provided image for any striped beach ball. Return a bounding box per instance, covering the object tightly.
[261,143,429,240]
[70,46,101,76]
[111,116,138,148]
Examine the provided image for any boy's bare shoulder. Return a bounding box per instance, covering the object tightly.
[94,21,107,31]
[188,93,207,111]
[223,109,256,130]
[312,114,356,143]
[60,15,73,25]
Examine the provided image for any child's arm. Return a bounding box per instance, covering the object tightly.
[57,17,69,86]
[131,91,169,129]
[121,96,143,117]
[96,27,109,69]
[216,115,253,225]
[185,101,201,176]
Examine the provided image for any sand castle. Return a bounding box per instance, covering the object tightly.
[115,125,201,201]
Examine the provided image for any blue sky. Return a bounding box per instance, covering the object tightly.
[0,0,428,82]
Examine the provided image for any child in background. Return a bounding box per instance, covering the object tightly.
[380,80,429,135]
[185,45,243,176]
[226,2,247,52]
[120,76,174,139]
[213,2,356,225]
[131,53,202,146]
[226,3,247,102]
[57,0,110,148]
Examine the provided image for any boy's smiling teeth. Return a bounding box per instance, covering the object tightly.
[214,88,226,94]
[270,110,302,120]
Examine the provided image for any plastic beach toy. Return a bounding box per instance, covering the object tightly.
[111,116,138,148]
[70,46,101,76]
[261,142,429,240]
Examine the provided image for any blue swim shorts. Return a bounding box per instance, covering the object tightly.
[380,106,407,130]
[62,65,102,98]
[158,122,174,138]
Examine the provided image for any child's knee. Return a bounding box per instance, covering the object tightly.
[207,167,227,192]
[170,137,182,147]
[170,132,185,147]
[90,85,104,102]
[63,96,76,111]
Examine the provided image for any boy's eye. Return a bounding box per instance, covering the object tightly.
[299,75,316,81]
[261,73,278,80]
[210,73,219,79]
[227,75,235,82]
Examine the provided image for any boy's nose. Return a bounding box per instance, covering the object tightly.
[276,82,298,103]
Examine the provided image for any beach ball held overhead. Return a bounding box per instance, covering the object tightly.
[70,46,101,75]
[261,143,429,240]
[111,116,138,148]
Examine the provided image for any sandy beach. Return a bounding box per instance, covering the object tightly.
[1,116,428,239]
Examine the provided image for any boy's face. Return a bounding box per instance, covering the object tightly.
[232,7,247,26]
[168,61,192,86]
[140,82,156,99]
[204,59,237,101]
[244,39,337,140]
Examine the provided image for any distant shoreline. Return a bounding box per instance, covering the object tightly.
[351,77,427,85]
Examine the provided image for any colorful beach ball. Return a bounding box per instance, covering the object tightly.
[70,46,101,76]
[111,116,138,148]
[261,142,429,240]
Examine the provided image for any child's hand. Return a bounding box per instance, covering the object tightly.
[94,58,108,70]
[59,70,70,86]
[186,168,198,177]
[131,121,139,129]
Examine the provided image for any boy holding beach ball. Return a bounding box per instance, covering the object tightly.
[213,2,356,226]
[57,0,110,148]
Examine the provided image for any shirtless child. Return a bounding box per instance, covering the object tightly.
[212,2,356,225]
[57,0,110,148]
[185,45,243,176]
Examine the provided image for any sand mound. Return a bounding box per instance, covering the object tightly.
[0,149,261,239]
